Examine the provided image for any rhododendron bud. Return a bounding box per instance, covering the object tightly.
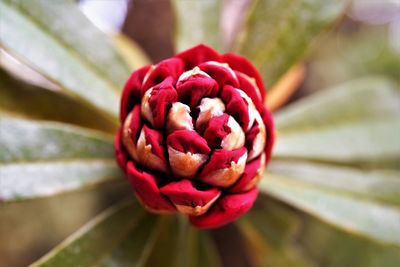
[115,44,274,229]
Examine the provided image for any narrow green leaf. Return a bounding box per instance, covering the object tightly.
[0,160,122,202]
[0,69,118,133]
[268,160,400,205]
[0,117,114,163]
[273,77,400,168]
[0,0,120,117]
[2,0,131,89]
[0,180,131,267]
[240,198,400,267]
[274,118,400,168]
[260,176,400,246]
[98,214,159,267]
[275,77,400,133]
[0,117,119,201]
[31,200,144,267]
[173,0,222,52]
[236,0,348,85]
[141,215,221,267]
[239,199,315,267]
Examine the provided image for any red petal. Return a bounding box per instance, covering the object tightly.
[114,129,128,173]
[198,61,239,88]
[125,105,142,144]
[176,44,222,69]
[167,130,211,155]
[203,114,231,148]
[222,53,266,100]
[141,58,184,93]
[120,65,151,122]
[221,85,251,130]
[189,188,259,229]
[229,155,264,193]
[148,77,178,129]
[160,179,220,215]
[199,148,247,187]
[176,74,218,108]
[127,162,176,213]
[142,125,168,164]
[262,109,275,164]
[236,71,264,113]
[200,147,247,176]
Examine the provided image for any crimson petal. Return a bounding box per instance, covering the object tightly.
[176,44,222,69]
[262,109,275,164]
[126,162,176,213]
[167,130,210,154]
[176,74,218,108]
[229,155,264,193]
[222,53,266,100]
[160,179,220,216]
[189,188,258,229]
[199,147,247,187]
[141,58,184,92]
[147,77,178,129]
[120,65,151,122]
[114,129,128,173]
[221,85,251,130]
[236,71,264,113]
[203,114,231,148]
[198,61,239,88]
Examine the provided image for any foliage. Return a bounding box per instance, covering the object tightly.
[1,0,399,266]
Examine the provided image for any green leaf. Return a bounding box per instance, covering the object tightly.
[240,198,400,267]
[236,0,348,85]
[31,203,221,267]
[0,117,120,201]
[268,160,400,206]
[172,0,222,52]
[273,77,400,168]
[239,199,315,267]
[145,216,221,267]
[305,24,400,91]
[0,0,121,117]
[260,175,400,246]
[31,200,145,267]
[2,0,130,89]
[0,180,131,267]
[0,69,118,133]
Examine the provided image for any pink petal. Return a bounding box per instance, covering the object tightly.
[160,179,221,216]
[120,65,151,122]
[222,53,266,100]
[189,188,259,229]
[122,106,143,162]
[175,44,222,69]
[127,162,176,213]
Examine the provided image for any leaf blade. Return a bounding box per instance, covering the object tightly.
[173,0,222,52]
[236,0,348,85]
[30,200,144,267]
[0,0,120,117]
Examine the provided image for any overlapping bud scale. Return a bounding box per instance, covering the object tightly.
[115,45,274,229]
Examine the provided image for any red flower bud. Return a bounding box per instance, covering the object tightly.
[115,44,275,229]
